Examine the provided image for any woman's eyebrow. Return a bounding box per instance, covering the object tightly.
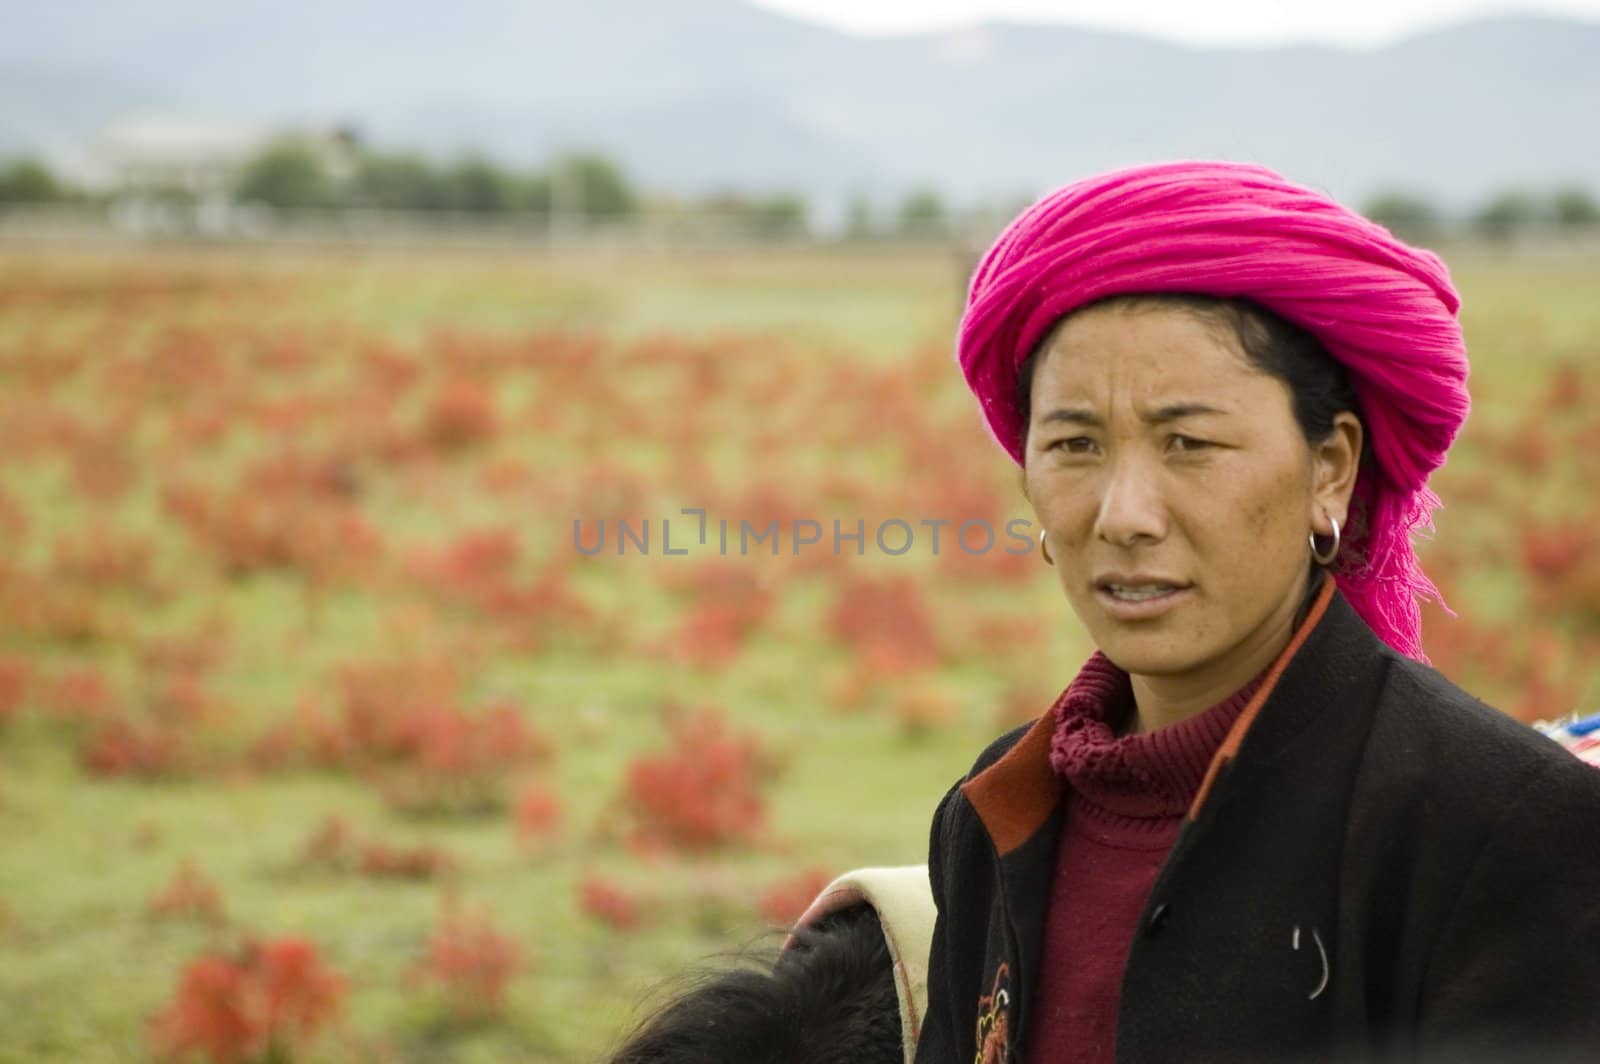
[1037,402,1227,428]
[1038,407,1100,427]
[1143,402,1228,424]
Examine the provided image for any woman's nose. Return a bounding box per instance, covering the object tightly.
[1093,460,1168,548]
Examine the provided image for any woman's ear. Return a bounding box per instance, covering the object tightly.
[1311,411,1363,531]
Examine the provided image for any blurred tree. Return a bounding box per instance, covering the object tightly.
[1472,190,1542,240]
[346,151,447,210]
[513,173,553,214]
[1551,185,1600,228]
[548,153,636,218]
[898,188,946,237]
[748,194,808,239]
[444,157,516,213]
[694,191,808,239]
[699,191,750,234]
[844,194,876,239]
[144,184,199,208]
[0,158,67,203]
[235,139,333,208]
[1361,190,1441,241]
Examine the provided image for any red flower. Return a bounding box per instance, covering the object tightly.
[299,815,457,879]
[513,784,564,843]
[422,377,498,452]
[43,666,112,722]
[150,954,257,1064]
[148,859,227,927]
[409,901,521,1020]
[621,705,769,851]
[79,714,189,778]
[149,936,344,1063]
[357,842,456,880]
[828,575,942,674]
[253,939,346,1045]
[579,875,646,931]
[0,656,30,725]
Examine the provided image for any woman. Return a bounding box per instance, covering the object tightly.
[917,161,1600,1063]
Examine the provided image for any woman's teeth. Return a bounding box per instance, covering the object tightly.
[1107,585,1177,601]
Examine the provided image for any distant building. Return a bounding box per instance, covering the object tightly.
[89,113,357,200]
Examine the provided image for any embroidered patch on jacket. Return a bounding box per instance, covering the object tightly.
[973,962,1011,1064]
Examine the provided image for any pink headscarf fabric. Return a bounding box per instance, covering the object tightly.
[957,160,1470,661]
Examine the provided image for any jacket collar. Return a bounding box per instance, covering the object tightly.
[962,574,1343,858]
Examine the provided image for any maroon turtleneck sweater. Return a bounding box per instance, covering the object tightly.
[1022,653,1268,1064]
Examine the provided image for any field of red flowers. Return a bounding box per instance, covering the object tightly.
[0,243,1597,1062]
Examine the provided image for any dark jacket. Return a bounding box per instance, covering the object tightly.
[915,580,1600,1064]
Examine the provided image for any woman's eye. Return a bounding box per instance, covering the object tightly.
[1054,437,1096,454]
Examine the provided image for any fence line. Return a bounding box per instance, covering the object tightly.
[0,201,1003,254]
[2,202,1598,258]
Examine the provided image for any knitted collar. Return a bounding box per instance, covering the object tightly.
[1047,653,1267,821]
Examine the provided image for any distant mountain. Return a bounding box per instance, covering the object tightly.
[2,1,1597,210]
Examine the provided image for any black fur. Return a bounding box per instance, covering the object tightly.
[609,904,902,1064]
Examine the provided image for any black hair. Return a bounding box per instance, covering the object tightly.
[608,904,901,1064]
[1014,292,1368,464]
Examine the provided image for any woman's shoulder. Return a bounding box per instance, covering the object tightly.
[1363,652,1600,823]
[1377,655,1579,762]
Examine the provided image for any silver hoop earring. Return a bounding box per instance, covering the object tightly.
[1039,528,1054,566]
[1309,516,1341,566]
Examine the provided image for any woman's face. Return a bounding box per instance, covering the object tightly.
[1023,301,1356,695]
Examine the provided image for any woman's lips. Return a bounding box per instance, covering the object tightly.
[1094,584,1192,621]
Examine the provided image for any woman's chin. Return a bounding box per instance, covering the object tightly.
[1092,634,1214,681]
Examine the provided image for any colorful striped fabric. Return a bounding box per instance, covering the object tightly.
[1534,710,1600,768]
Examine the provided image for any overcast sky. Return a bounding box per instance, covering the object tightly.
[748,0,1600,46]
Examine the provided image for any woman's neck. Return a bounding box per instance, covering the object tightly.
[1125,570,1322,735]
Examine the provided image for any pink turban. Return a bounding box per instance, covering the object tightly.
[957,160,1470,661]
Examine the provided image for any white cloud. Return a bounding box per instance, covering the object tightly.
[750,0,1600,47]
